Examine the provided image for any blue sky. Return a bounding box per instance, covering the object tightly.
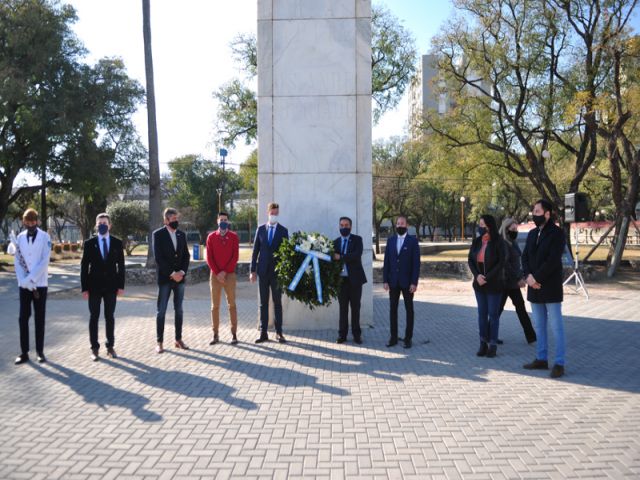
[63,1,639,173]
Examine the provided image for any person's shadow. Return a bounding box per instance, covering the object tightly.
[31,362,162,422]
[169,349,350,397]
[104,357,258,411]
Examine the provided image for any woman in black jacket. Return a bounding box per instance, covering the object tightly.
[467,214,506,357]
[498,218,537,344]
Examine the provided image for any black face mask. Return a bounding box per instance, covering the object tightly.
[396,227,407,236]
[340,227,351,237]
[532,215,546,228]
[477,227,487,237]
[168,221,179,230]
[507,230,518,240]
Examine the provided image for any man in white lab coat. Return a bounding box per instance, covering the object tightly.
[9,208,51,365]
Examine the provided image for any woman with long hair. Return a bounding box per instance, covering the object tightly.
[467,214,506,357]
[498,218,536,344]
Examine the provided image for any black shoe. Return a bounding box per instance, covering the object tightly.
[550,364,565,378]
[353,337,363,345]
[230,335,238,345]
[386,339,398,347]
[14,354,29,365]
[36,352,46,363]
[276,333,286,344]
[106,348,117,359]
[336,337,346,344]
[209,335,219,345]
[486,345,497,358]
[497,339,504,345]
[403,339,412,349]
[255,335,269,344]
[523,359,549,370]
[476,342,488,357]
[91,349,100,362]
[527,337,537,344]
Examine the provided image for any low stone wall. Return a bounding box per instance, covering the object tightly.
[127,260,598,285]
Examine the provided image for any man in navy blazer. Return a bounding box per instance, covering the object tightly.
[80,213,125,361]
[383,215,420,348]
[333,216,367,344]
[152,207,191,353]
[250,202,289,343]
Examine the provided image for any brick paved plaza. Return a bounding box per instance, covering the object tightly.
[0,277,638,479]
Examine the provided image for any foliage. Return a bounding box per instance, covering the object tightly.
[106,201,149,255]
[166,155,242,241]
[239,149,258,193]
[213,4,417,147]
[274,232,342,310]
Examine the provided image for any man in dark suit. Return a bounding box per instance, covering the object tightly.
[383,215,421,348]
[522,199,567,378]
[250,202,289,343]
[153,207,191,353]
[81,213,125,361]
[333,216,367,344]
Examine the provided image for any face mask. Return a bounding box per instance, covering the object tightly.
[477,227,487,237]
[268,215,278,225]
[507,230,518,240]
[219,221,229,231]
[97,224,109,235]
[340,227,351,237]
[396,227,407,236]
[532,215,546,228]
[168,220,179,230]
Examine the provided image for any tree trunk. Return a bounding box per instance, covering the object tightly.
[608,215,630,278]
[143,0,162,268]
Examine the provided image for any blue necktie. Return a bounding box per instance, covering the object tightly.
[102,238,108,260]
[268,226,274,245]
[342,238,347,255]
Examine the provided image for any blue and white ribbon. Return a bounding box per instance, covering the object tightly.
[288,245,332,303]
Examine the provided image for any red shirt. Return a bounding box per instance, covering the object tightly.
[206,230,239,274]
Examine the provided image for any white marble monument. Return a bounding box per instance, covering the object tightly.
[257,0,373,330]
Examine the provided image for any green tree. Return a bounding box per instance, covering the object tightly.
[106,200,149,255]
[166,155,242,241]
[239,149,258,193]
[214,4,417,147]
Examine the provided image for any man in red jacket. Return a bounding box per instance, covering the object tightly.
[206,212,240,345]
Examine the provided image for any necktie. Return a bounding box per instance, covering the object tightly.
[102,238,108,260]
[397,237,403,255]
[268,226,274,245]
[342,238,348,255]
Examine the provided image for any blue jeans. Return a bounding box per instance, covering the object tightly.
[531,302,565,366]
[156,281,185,342]
[474,289,502,345]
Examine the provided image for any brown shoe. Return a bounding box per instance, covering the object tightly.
[156,342,164,354]
[550,364,565,378]
[107,348,117,359]
[523,359,548,370]
[174,339,189,350]
[91,349,100,362]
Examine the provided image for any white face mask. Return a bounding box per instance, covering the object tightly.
[268,215,278,225]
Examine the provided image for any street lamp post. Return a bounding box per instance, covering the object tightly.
[217,148,228,213]
[460,196,466,241]
[216,188,222,212]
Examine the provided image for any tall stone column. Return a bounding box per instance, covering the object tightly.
[257,0,372,330]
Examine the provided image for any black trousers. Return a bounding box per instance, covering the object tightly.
[18,287,47,355]
[389,286,414,341]
[258,273,283,334]
[499,288,537,343]
[89,289,118,350]
[338,277,362,339]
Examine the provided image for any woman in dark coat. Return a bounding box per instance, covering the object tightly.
[498,218,537,344]
[467,214,506,357]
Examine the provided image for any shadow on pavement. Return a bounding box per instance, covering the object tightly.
[31,361,162,422]
[105,356,258,411]
[169,348,350,397]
